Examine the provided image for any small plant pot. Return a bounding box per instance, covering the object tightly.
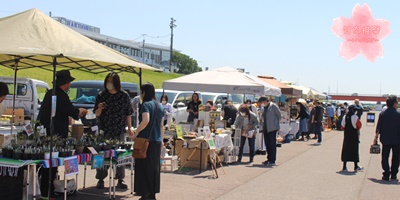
[44,152,50,160]
[93,146,102,153]
[30,153,38,160]
[125,144,132,150]
[52,152,59,158]
[13,152,22,160]
[2,148,8,157]
[22,153,30,160]
[6,149,13,158]
[102,145,112,150]
[75,146,84,155]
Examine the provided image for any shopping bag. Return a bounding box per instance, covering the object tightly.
[132,137,149,159]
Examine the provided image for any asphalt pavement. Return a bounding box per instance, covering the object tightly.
[61,111,396,200]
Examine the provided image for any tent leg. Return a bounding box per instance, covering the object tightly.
[47,57,57,199]
[11,59,19,137]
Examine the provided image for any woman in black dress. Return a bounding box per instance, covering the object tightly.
[340,105,363,172]
[186,93,201,122]
[132,82,164,200]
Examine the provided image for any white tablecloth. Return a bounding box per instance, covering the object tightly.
[215,133,233,150]
[288,121,299,136]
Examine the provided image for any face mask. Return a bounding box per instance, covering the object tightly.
[106,83,114,91]
[261,104,265,107]
[240,112,246,117]
[247,104,251,107]
[162,101,167,104]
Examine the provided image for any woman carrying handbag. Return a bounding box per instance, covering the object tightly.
[130,82,164,200]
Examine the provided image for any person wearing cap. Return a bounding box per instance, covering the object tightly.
[39,70,87,138]
[258,96,281,165]
[0,82,9,103]
[38,70,87,198]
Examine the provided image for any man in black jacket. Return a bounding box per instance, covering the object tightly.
[313,100,324,145]
[374,95,400,181]
[38,70,87,197]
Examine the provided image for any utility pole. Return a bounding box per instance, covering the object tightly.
[142,34,146,63]
[169,18,176,73]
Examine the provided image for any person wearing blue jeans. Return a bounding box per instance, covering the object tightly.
[235,104,259,162]
[313,100,324,145]
[258,97,281,165]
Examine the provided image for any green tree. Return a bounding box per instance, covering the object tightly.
[172,52,202,74]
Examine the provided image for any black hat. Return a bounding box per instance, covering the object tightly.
[257,96,269,103]
[54,70,75,86]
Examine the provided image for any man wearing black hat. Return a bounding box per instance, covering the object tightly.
[38,70,87,197]
[258,97,281,165]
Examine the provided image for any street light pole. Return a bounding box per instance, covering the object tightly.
[169,18,176,73]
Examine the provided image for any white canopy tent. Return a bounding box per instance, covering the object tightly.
[281,82,326,100]
[162,67,281,96]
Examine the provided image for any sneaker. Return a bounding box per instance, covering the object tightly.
[341,168,348,172]
[96,179,104,189]
[304,136,310,142]
[382,176,390,181]
[263,161,276,166]
[355,166,364,171]
[314,142,321,146]
[117,180,128,189]
[312,136,318,140]
[391,176,398,181]
[296,138,305,141]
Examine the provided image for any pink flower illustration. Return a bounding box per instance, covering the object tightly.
[331,3,391,62]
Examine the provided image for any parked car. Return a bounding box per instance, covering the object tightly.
[69,80,138,127]
[0,76,50,122]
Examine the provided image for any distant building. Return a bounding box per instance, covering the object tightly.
[52,16,178,71]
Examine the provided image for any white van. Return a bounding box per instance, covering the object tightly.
[200,92,231,109]
[155,89,202,124]
[0,76,50,122]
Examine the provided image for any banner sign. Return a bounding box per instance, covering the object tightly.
[331,3,391,62]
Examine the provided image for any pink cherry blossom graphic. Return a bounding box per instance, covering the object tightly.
[331,3,391,62]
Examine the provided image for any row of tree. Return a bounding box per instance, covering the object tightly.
[172,52,202,74]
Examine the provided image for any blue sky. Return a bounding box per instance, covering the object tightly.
[0,1,398,95]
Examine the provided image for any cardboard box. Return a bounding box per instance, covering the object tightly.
[2,108,25,125]
[180,148,209,170]
[187,139,209,149]
[174,139,184,157]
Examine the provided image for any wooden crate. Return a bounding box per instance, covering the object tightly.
[3,108,24,125]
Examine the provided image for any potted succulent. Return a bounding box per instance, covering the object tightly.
[75,139,85,155]
[12,148,23,160]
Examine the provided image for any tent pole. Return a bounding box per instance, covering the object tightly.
[48,57,57,199]
[10,59,19,137]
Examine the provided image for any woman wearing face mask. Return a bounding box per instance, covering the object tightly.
[235,104,259,163]
[160,94,172,126]
[94,72,133,189]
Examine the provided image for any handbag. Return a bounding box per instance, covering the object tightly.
[132,101,158,159]
[370,142,381,154]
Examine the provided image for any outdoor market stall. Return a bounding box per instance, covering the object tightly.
[0,8,158,199]
[161,67,282,171]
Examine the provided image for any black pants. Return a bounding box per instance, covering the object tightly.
[263,130,277,163]
[39,167,57,197]
[381,144,400,178]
